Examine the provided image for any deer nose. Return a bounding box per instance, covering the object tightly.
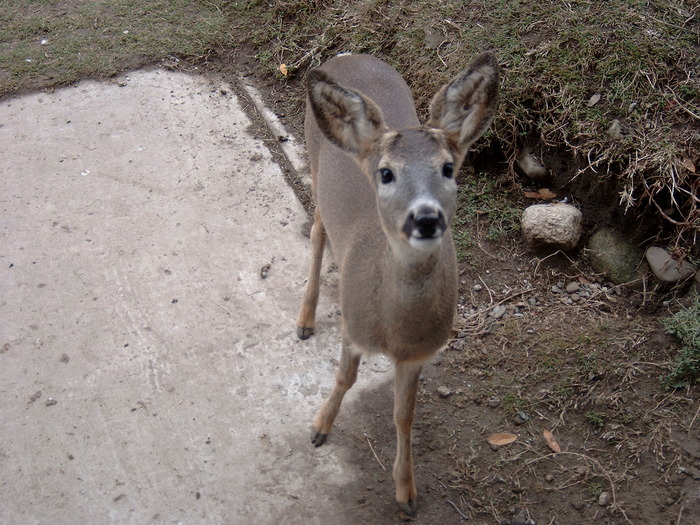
[404,206,446,239]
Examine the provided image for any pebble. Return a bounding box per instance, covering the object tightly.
[598,491,612,506]
[491,305,507,319]
[450,339,466,351]
[514,411,530,425]
[528,297,538,306]
[545,473,554,483]
[565,282,580,293]
[437,386,451,398]
[473,284,483,292]
[45,398,57,406]
[487,396,501,408]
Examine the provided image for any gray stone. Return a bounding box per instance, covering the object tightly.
[598,491,612,506]
[516,148,549,182]
[608,119,622,138]
[645,246,696,283]
[521,203,583,251]
[437,386,451,398]
[514,412,530,425]
[586,228,646,284]
[565,282,581,293]
[491,305,507,319]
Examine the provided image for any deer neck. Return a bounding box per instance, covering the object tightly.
[382,238,446,303]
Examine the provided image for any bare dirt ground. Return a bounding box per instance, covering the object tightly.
[213,49,700,524]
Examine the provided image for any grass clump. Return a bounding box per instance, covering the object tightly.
[0,0,231,95]
[661,297,700,390]
[231,0,699,255]
[452,171,522,262]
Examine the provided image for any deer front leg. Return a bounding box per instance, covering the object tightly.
[296,207,326,340]
[312,338,361,446]
[393,360,423,516]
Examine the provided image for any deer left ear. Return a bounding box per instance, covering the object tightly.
[306,69,386,156]
[427,52,499,160]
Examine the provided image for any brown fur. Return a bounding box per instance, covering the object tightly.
[297,52,499,516]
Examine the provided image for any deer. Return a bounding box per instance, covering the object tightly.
[296,52,499,516]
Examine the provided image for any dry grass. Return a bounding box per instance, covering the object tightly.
[232,0,699,255]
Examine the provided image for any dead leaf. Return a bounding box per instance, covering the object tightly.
[279,63,289,77]
[487,433,518,446]
[543,429,561,453]
[524,188,557,200]
[681,158,696,173]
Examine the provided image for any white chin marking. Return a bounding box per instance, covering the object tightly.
[408,235,443,252]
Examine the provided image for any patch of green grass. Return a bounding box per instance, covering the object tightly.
[586,481,604,499]
[661,297,700,390]
[453,171,522,261]
[585,410,607,429]
[501,392,528,417]
[0,0,231,95]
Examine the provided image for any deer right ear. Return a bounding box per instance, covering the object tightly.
[427,52,499,161]
[306,69,386,155]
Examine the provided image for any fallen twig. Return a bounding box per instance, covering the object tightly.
[366,437,386,471]
[447,499,469,520]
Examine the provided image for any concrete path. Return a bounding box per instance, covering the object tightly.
[0,70,391,524]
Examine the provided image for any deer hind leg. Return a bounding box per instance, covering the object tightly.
[392,360,423,516]
[296,206,326,340]
[311,338,361,446]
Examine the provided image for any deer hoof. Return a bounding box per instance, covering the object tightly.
[297,325,314,340]
[398,499,417,517]
[311,430,328,447]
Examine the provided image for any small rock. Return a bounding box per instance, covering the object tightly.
[521,203,583,251]
[608,119,622,139]
[516,148,549,182]
[528,298,538,306]
[587,93,602,107]
[587,228,646,284]
[487,396,501,408]
[45,398,57,406]
[473,284,483,292]
[491,305,507,319]
[645,246,696,283]
[545,473,554,483]
[514,412,530,425]
[565,282,580,293]
[437,386,451,398]
[59,353,70,363]
[598,491,612,506]
[551,285,561,294]
[450,339,466,351]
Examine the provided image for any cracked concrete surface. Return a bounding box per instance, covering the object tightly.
[0,69,391,524]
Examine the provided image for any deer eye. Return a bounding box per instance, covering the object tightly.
[379,168,395,184]
[442,163,454,179]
